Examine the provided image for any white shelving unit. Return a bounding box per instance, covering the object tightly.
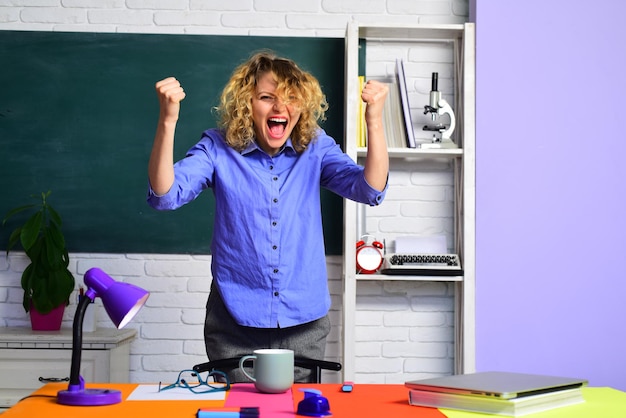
[342,22,475,381]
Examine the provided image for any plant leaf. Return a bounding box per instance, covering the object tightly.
[32,295,54,314]
[21,263,35,312]
[60,269,76,298]
[22,291,31,313]
[44,228,65,269]
[6,226,22,254]
[62,247,70,268]
[47,220,66,252]
[30,270,54,314]
[46,269,75,308]
[20,211,43,251]
[24,236,44,265]
[47,204,63,229]
[2,204,35,226]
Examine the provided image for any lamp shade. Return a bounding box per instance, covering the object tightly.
[84,267,149,329]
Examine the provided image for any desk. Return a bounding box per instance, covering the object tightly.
[1,383,625,418]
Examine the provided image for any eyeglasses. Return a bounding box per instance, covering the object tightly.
[158,369,230,394]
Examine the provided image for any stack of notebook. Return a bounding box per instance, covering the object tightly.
[405,371,587,416]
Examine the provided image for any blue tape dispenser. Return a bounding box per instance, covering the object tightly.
[297,388,332,417]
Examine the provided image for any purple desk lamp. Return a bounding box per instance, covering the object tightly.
[57,267,149,406]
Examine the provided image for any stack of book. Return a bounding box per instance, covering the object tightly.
[406,371,587,417]
[408,387,584,416]
[356,58,416,149]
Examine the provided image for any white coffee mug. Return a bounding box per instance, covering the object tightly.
[239,348,294,393]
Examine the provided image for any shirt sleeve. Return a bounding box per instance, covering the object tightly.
[317,132,387,206]
[146,130,218,211]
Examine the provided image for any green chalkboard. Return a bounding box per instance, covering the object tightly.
[0,31,344,254]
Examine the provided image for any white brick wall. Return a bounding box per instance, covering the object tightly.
[0,1,469,34]
[0,0,468,384]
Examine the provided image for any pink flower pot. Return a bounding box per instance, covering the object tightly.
[30,303,65,331]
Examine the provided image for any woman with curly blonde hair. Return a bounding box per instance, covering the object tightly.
[148,50,389,383]
[217,51,327,153]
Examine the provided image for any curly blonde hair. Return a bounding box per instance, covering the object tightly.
[216,51,328,153]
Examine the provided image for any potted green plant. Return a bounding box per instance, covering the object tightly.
[2,191,75,330]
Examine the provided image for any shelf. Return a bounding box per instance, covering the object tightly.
[356,147,463,159]
[355,273,463,282]
[0,327,136,348]
[358,23,465,42]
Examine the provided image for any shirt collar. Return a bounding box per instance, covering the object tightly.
[241,138,295,156]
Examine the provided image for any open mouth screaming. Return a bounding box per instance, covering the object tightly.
[268,117,288,139]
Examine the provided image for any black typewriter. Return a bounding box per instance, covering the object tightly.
[380,253,463,276]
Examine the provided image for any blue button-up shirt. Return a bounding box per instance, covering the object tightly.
[147,128,386,328]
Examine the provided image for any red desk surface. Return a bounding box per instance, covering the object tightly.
[2,382,445,418]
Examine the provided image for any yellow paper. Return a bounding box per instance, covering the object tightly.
[440,387,626,418]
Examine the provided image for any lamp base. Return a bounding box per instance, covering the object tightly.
[57,387,122,406]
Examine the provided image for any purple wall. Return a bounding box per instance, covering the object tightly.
[475,1,626,390]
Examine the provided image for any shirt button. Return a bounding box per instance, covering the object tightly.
[273,198,278,203]
[272,221,277,226]
[274,291,279,296]
[273,176,278,181]
[272,245,277,250]
[269,165,274,170]
[273,269,279,274]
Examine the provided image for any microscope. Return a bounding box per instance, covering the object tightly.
[422,72,457,149]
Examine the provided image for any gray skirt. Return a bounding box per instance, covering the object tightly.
[203,281,331,383]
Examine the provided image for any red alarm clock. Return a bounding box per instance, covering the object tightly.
[356,235,384,274]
